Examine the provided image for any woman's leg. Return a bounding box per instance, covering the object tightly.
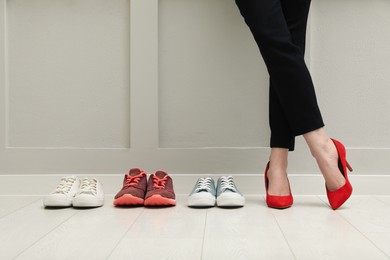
[270,0,345,192]
[269,0,312,153]
[269,80,295,151]
[238,0,313,195]
[235,0,347,195]
[235,0,324,137]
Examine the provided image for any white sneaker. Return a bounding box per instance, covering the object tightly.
[73,178,104,208]
[216,176,245,207]
[43,176,80,207]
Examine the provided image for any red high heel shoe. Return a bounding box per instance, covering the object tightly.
[326,138,353,210]
[264,162,293,209]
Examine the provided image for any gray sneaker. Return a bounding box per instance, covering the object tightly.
[188,177,216,207]
[216,176,245,207]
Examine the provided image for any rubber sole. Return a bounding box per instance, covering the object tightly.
[216,194,245,207]
[188,193,216,207]
[73,198,104,208]
[43,199,72,207]
[113,194,144,206]
[144,195,176,206]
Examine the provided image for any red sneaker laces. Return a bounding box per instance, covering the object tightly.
[125,173,145,187]
[152,175,169,190]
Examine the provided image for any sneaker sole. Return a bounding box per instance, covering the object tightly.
[73,198,104,208]
[144,195,176,206]
[113,194,144,206]
[43,199,72,207]
[217,194,245,207]
[188,193,216,207]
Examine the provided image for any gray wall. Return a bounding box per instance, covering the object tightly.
[0,0,389,179]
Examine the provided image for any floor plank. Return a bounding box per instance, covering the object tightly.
[202,195,295,260]
[375,196,390,206]
[14,196,144,260]
[0,200,77,259]
[108,195,206,260]
[0,195,41,218]
[1,195,390,260]
[273,196,388,260]
[330,196,390,258]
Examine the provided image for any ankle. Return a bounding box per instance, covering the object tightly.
[269,160,287,171]
[265,164,291,197]
[303,128,333,159]
[269,148,288,169]
[267,167,287,178]
[310,138,334,160]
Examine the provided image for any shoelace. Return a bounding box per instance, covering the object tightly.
[78,178,97,195]
[195,177,213,192]
[125,173,145,187]
[220,176,237,193]
[152,175,169,190]
[53,177,76,194]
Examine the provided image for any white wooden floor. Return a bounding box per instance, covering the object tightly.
[1,195,390,260]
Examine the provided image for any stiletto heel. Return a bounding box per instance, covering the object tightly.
[346,161,353,172]
[326,138,353,210]
[264,162,293,209]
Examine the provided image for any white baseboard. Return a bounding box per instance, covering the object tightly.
[0,174,388,196]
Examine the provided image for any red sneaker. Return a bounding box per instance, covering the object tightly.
[144,170,176,206]
[113,168,147,206]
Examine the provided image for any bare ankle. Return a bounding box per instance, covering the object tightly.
[310,138,334,160]
[303,128,333,159]
[269,148,288,168]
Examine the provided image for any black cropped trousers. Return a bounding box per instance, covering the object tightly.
[235,0,324,151]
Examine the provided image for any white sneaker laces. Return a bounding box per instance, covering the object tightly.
[195,177,213,192]
[78,178,97,195]
[220,176,237,192]
[54,177,76,194]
